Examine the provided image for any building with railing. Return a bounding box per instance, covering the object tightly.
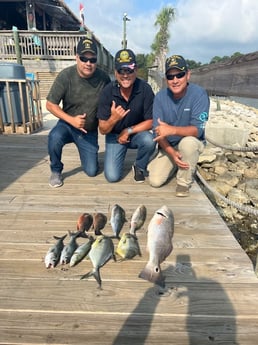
[0,0,114,134]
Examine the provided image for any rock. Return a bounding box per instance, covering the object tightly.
[198,97,258,267]
[227,188,250,204]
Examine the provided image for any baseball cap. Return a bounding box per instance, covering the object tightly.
[77,37,97,55]
[165,55,188,74]
[115,49,137,71]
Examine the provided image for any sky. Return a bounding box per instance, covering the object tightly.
[66,0,258,64]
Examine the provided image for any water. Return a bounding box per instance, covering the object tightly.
[229,96,258,110]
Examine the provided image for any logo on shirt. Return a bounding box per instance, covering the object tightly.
[199,112,208,122]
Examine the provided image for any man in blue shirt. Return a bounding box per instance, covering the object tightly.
[148,54,209,196]
[97,49,156,183]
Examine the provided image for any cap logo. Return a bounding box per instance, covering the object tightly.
[167,55,186,71]
[116,50,133,63]
[82,39,93,49]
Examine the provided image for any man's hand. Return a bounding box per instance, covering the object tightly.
[171,150,190,169]
[117,128,130,144]
[111,101,130,121]
[71,113,87,133]
[154,118,176,140]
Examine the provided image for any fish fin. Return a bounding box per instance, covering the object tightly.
[80,271,93,280]
[53,234,67,241]
[138,264,165,288]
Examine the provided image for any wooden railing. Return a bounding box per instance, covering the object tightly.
[0,30,114,73]
[0,77,43,134]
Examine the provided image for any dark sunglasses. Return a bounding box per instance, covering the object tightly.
[166,71,186,80]
[117,68,135,75]
[79,56,97,63]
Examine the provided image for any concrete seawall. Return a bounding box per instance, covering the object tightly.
[190,51,258,99]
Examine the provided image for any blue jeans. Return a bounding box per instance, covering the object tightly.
[104,131,156,182]
[48,119,99,176]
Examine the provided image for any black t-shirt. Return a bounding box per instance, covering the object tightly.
[97,78,154,134]
[47,65,111,131]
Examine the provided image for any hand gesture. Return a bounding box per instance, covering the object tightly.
[154,118,176,140]
[71,113,87,133]
[111,101,130,121]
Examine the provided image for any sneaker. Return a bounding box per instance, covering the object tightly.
[49,172,63,188]
[132,165,145,183]
[176,184,189,197]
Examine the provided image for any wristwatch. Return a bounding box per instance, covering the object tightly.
[127,127,133,135]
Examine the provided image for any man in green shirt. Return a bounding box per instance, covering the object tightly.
[46,36,110,187]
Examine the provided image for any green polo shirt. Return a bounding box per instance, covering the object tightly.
[47,64,110,131]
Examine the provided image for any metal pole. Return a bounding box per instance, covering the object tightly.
[122,13,130,49]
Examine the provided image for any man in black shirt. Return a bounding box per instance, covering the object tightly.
[97,49,156,183]
[46,36,110,187]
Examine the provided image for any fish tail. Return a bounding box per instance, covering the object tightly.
[81,269,102,289]
[138,263,165,288]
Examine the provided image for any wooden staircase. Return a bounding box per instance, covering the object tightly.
[35,71,59,99]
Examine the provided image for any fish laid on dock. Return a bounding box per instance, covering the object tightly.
[116,232,142,260]
[81,235,116,289]
[110,204,127,239]
[129,204,147,235]
[44,234,67,268]
[70,236,94,267]
[92,212,107,236]
[139,205,174,287]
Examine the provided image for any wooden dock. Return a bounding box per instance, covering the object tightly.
[0,132,258,345]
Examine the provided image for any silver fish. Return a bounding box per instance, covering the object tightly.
[44,234,67,268]
[76,213,93,232]
[70,236,94,267]
[139,205,174,287]
[92,212,107,236]
[110,204,127,239]
[81,235,116,289]
[116,232,142,260]
[60,231,83,265]
[129,204,147,235]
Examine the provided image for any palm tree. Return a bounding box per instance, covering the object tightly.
[151,6,176,73]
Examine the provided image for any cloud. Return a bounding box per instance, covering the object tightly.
[67,0,258,63]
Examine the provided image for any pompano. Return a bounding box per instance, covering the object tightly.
[92,212,107,236]
[44,234,67,268]
[81,235,116,289]
[139,205,174,287]
[129,204,147,235]
[70,236,94,267]
[60,231,85,265]
[76,213,93,232]
[116,232,142,260]
[110,204,127,239]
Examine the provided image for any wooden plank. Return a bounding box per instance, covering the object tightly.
[0,278,258,315]
[0,311,257,345]
[0,134,258,345]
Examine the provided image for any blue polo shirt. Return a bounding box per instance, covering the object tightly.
[153,83,210,146]
[97,78,154,134]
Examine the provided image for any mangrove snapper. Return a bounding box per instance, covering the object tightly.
[129,204,147,235]
[110,204,127,239]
